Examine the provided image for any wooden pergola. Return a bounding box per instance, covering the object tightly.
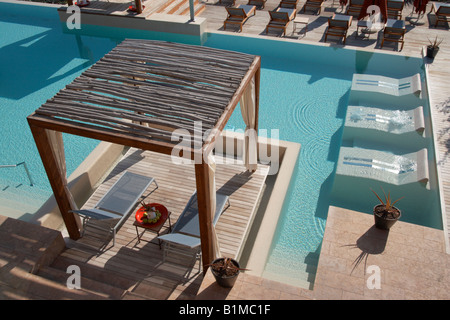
[27,39,260,270]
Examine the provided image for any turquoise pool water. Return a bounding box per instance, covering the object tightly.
[0,3,120,220]
[0,2,442,289]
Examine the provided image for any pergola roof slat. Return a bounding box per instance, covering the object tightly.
[117,39,255,68]
[30,39,260,154]
[37,103,177,141]
[56,85,223,126]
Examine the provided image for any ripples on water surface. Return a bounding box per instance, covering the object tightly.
[225,63,351,288]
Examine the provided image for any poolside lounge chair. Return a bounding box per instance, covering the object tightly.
[224,5,256,32]
[158,192,230,271]
[218,0,236,6]
[324,14,353,44]
[247,0,267,8]
[345,0,364,16]
[351,73,422,97]
[265,7,297,36]
[429,2,450,28]
[387,0,404,19]
[279,0,300,9]
[336,146,429,186]
[71,171,158,247]
[380,19,406,51]
[302,0,325,14]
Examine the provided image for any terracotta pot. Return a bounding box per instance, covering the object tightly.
[373,204,401,230]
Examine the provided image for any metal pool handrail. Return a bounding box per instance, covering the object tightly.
[0,162,34,186]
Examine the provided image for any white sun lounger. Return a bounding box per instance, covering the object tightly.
[345,105,425,135]
[158,191,230,270]
[71,171,158,246]
[351,73,422,96]
[336,146,429,186]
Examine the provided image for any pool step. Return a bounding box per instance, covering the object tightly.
[262,251,320,290]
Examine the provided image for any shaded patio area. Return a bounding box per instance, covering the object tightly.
[55,146,269,299]
[27,39,262,272]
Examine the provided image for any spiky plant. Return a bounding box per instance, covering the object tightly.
[428,36,443,49]
[371,188,403,219]
[208,258,247,277]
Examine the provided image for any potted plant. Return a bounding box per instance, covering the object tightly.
[208,257,246,288]
[426,36,443,59]
[371,188,403,230]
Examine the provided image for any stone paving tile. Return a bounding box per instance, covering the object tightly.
[197,206,450,300]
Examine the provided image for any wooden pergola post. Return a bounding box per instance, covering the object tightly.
[135,0,143,13]
[254,66,261,136]
[29,125,80,239]
[194,157,215,273]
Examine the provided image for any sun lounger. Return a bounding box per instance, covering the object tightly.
[302,0,325,14]
[345,0,364,16]
[218,0,236,6]
[224,5,256,32]
[279,0,300,9]
[380,19,406,51]
[336,146,429,185]
[265,7,297,36]
[71,171,158,246]
[324,14,353,44]
[429,2,450,27]
[345,105,425,135]
[158,192,230,270]
[351,73,422,97]
[387,0,404,19]
[247,0,267,8]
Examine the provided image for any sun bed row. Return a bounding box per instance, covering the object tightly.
[223,0,302,35]
[222,2,406,50]
[222,0,447,49]
[336,72,429,187]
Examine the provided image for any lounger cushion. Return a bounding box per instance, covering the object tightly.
[158,233,201,249]
[71,208,122,220]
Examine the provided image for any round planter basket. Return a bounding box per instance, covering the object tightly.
[210,258,240,288]
[373,205,401,230]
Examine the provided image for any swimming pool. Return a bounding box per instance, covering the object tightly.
[0,2,121,220]
[204,33,442,288]
[0,2,442,290]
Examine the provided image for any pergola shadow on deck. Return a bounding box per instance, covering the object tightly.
[27,39,261,272]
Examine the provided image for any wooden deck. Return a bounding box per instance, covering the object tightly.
[59,147,269,298]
